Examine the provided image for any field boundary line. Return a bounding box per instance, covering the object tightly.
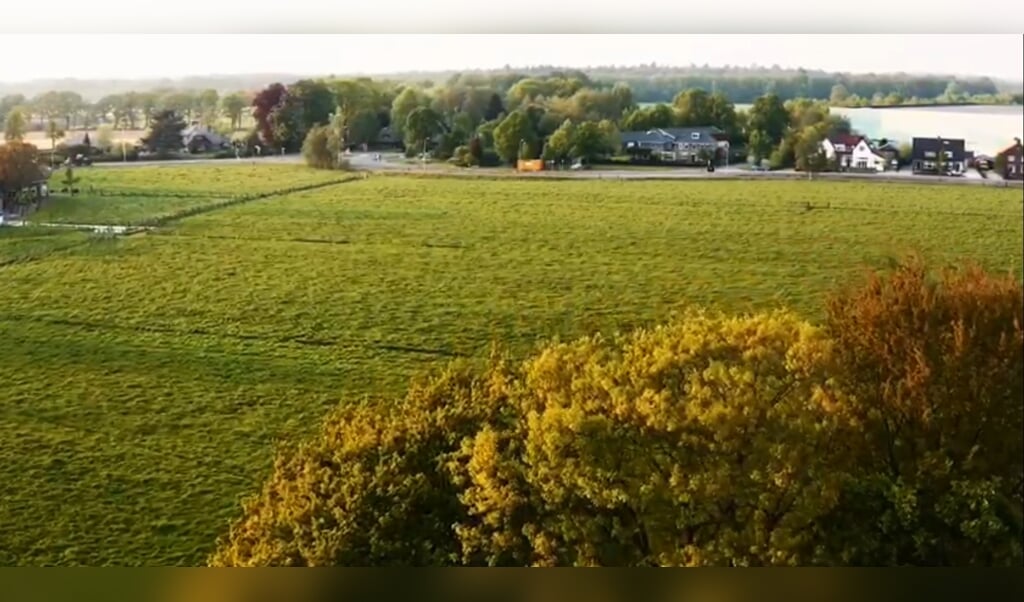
[141,175,362,227]
[0,176,360,267]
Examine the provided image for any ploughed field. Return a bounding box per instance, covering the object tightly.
[1,164,1021,565]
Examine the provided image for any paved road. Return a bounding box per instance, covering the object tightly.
[92,152,1022,188]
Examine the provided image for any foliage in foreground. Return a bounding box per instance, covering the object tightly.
[210,257,1023,566]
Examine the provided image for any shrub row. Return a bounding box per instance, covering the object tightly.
[210,256,1023,566]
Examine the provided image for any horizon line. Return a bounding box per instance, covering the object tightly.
[3,63,1023,87]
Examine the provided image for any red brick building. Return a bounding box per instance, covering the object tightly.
[996,138,1023,181]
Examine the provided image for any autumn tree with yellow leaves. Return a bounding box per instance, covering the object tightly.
[210,257,1023,566]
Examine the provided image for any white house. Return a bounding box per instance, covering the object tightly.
[821,134,888,172]
[849,138,888,172]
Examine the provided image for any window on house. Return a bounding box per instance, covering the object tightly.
[924,151,936,158]
[944,151,953,158]
[691,132,700,140]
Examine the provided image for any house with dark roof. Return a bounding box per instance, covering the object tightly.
[374,126,403,149]
[871,139,901,169]
[620,127,730,165]
[182,123,231,154]
[0,164,49,220]
[996,138,1023,181]
[911,137,966,176]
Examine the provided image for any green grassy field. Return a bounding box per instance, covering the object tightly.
[31,164,355,225]
[0,167,1021,565]
[0,227,92,265]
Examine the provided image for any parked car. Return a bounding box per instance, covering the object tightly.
[64,153,92,167]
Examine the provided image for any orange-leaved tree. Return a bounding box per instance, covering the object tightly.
[819,255,1023,565]
[209,257,1023,566]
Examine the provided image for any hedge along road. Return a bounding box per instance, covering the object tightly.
[89,152,1024,188]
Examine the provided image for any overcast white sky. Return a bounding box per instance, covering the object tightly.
[1,34,1021,83]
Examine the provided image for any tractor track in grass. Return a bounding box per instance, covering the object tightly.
[0,313,469,360]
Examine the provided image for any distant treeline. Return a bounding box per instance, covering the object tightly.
[3,66,1020,176]
[2,65,1021,105]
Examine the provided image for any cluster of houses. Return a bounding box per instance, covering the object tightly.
[819,133,1023,180]
[617,126,1024,180]
[62,122,233,156]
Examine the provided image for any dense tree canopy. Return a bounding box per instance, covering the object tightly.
[493,111,537,163]
[1,66,1017,172]
[140,110,186,154]
[0,141,44,212]
[209,258,1023,567]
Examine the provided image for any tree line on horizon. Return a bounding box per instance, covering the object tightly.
[1,65,1019,133]
[3,67,1020,173]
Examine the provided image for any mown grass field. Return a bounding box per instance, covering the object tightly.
[0,167,1021,566]
[31,164,354,226]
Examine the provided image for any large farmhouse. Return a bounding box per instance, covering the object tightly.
[182,123,232,154]
[620,127,730,165]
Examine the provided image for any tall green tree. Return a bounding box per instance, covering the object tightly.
[140,110,186,155]
[0,94,26,125]
[673,88,715,126]
[198,89,220,125]
[52,91,84,130]
[484,92,505,121]
[221,92,249,131]
[542,119,574,161]
[391,87,428,137]
[45,119,64,151]
[4,108,28,142]
[347,108,382,147]
[402,107,442,154]
[746,93,789,160]
[793,125,829,174]
[571,120,616,163]
[289,80,335,130]
[492,111,537,163]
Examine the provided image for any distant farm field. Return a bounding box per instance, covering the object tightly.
[1,168,1021,565]
[32,164,355,225]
